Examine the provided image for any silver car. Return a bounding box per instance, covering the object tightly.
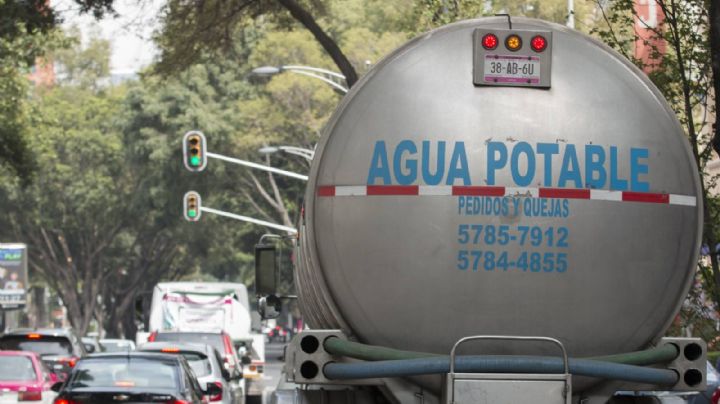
[139,341,245,404]
[99,338,136,353]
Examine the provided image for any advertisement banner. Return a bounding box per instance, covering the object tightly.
[0,244,28,309]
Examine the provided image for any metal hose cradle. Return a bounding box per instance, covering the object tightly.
[322,337,680,385]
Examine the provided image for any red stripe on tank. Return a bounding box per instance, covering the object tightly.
[317,186,335,197]
[621,192,669,204]
[367,185,419,195]
[452,186,506,196]
[539,188,591,199]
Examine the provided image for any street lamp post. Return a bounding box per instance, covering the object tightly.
[251,65,348,94]
[259,145,315,162]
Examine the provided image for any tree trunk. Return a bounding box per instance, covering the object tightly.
[711,0,720,159]
[277,0,358,87]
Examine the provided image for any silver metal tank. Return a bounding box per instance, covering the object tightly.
[297,16,701,374]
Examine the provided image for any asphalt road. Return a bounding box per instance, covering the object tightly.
[260,341,287,404]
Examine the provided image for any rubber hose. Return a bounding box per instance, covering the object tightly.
[324,337,442,361]
[323,337,679,366]
[323,355,679,385]
[589,343,679,365]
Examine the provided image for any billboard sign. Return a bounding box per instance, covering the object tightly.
[0,244,28,309]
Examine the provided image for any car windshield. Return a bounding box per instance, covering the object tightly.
[70,357,179,389]
[100,341,133,353]
[183,353,211,377]
[0,356,36,381]
[153,333,224,357]
[0,336,73,356]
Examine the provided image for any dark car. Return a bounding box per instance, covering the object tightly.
[52,352,221,404]
[0,328,87,381]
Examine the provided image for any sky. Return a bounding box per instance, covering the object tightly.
[54,0,163,75]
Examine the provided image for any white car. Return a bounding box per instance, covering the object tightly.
[139,341,245,404]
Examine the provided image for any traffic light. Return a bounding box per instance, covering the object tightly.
[183,191,202,221]
[183,131,207,171]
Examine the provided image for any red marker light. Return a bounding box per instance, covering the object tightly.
[18,391,43,401]
[482,33,498,50]
[161,347,180,353]
[27,334,41,339]
[531,35,547,52]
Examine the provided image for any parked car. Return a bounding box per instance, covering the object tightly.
[0,351,58,403]
[0,329,87,381]
[98,339,135,353]
[51,352,220,404]
[139,341,245,404]
[80,337,102,354]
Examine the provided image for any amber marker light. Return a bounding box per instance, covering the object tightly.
[505,34,522,51]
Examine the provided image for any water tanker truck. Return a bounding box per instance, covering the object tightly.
[254,17,706,404]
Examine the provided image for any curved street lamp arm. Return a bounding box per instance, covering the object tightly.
[279,146,315,161]
[283,65,346,80]
[288,70,348,93]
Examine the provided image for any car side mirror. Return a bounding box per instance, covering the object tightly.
[221,368,230,380]
[258,295,281,320]
[205,382,222,396]
[255,243,278,295]
[51,382,64,392]
[83,343,96,354]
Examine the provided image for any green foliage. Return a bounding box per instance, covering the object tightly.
[405,0,600,34]
[0,23,54,182]
[0,0,116,180]
[595,0,719,341]
[0,73,131,334]
[54,27,111,90]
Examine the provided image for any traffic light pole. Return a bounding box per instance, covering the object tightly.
[200,206,298,234]
[206,152,308,181]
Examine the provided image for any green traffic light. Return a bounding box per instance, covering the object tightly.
[188,209,197,218]
[190,156,200,166]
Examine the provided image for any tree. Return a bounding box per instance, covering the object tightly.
[155,0,359,86]
[0,0,115,180]
[595,0,718,332]
[406,0,600,34]
[0,82,133,334]
[0,34,204,337]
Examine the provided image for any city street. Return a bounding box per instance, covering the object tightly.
[261,342,287,404]
[1,2,718,404]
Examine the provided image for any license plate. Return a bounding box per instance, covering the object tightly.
[483,55,541,84]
